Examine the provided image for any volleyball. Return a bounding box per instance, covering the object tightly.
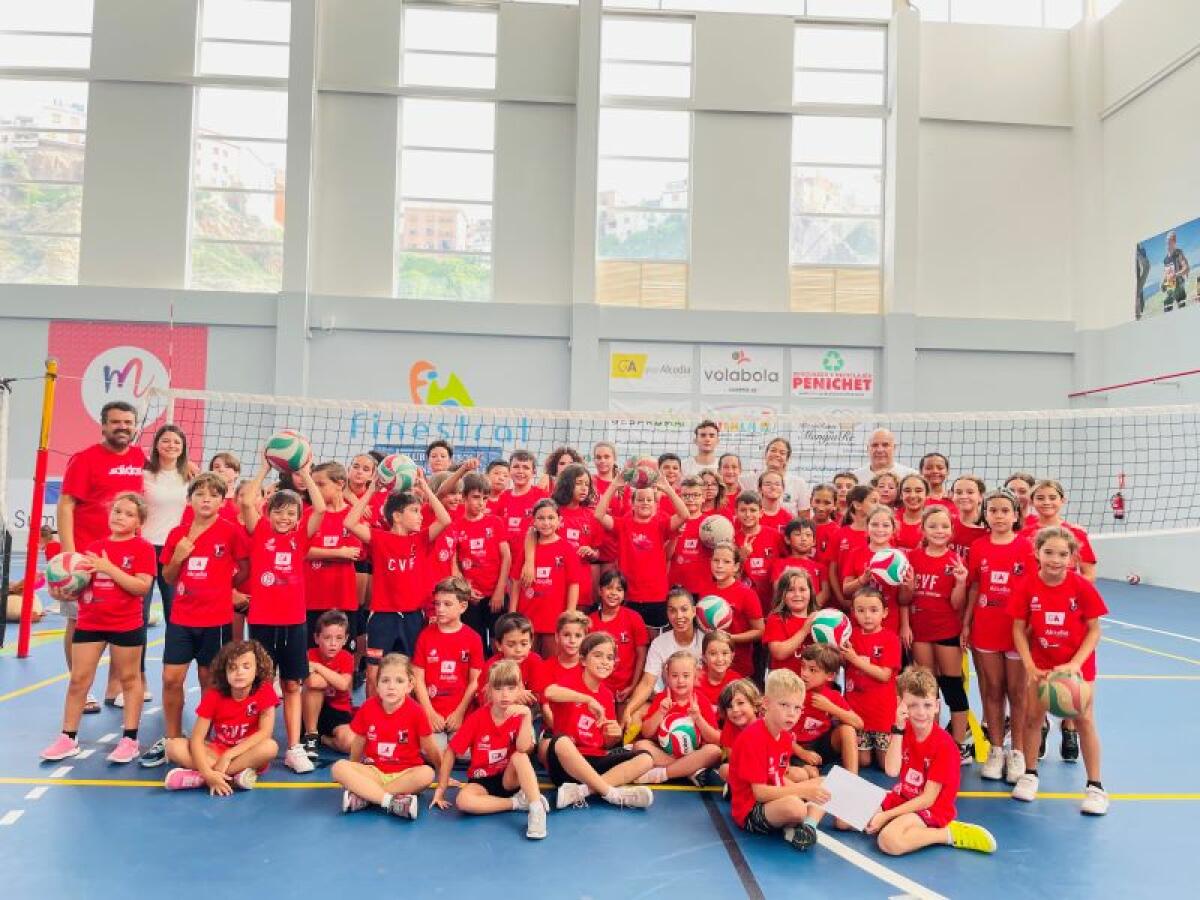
[699,514,734,549]
[1038,670,1092,719]
[695,594,733,632]
[46,552,91,598]
[623,464,659,490]
[1126,573,1142,585]
[264,429,312,474]
[660,716,699,757]
[810,608,852,647]
[378,452,419,491]
[868,548,911,586]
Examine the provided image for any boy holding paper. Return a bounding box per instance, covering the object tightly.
[865,666,997,856]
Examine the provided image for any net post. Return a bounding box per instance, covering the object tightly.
[17,358,58,658]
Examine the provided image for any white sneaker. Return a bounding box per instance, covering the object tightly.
[386,793,418,820]
[526,796,549,839]
[342,790,369,813]
[511,789,531,811]
[980,746,1005,780]
[612,786,654,809]
[1005,750,1026,785]
[285,743,315,774]
[555,782,590,810]
[1012,772,1039,802]
[1081,785,1109,816]
[233,769,257,790]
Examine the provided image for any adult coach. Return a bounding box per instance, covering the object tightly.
[851,428,917,485]
[58,401,148,712]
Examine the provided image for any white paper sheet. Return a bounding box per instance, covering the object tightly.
[821,765,889,832]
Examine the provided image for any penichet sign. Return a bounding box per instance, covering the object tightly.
[790,348,875,399]
[608,342,693,394]
[699,346,784,397]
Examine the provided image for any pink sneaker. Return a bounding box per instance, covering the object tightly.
[164,768,205,791]
[106,737,140,765]
[41,734,80,762]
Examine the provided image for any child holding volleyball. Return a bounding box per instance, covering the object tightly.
[699,541,764,678]
[763,568,818,677]
[632,651,723,785]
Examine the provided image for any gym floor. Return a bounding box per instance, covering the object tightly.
[1,579,1195,900]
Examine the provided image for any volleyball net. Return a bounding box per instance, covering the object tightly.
[140,387,1200,537]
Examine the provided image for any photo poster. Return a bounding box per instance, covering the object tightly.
[1137,214,1200,320]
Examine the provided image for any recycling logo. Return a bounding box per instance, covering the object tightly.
[821,351,844,373]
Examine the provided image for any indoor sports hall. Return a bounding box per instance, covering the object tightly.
[1,2,1198,898]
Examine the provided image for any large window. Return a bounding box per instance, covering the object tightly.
[0,81,88,285]
[402,5,497,91]
[912,0,1084,28]
[0,0,93,69]
[794,25,885,106]
[601,17,692,99]
[189,88,287,292]
[790,115,883,313]
[397,99,495,303]
[602,1,890,16]
[198,0,291,79]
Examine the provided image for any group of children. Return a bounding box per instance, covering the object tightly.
[39,420,1109,853]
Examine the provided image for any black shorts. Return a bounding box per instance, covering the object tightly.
[354,559,373,575]
[741,801,778,835]
[305,609,361,648]
[317,705,353,738]
[249,623,310,682]
[470,773,517,798]
[932,635,960,648]
[544,735,650,786]
[366,611,425,663]
[164,622,232,667]
[73,626,146,648]
[626,600,667,631]
[799,732,837,768]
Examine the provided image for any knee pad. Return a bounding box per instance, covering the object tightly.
[937,674,970,713]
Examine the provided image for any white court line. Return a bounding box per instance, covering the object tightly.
[145,706,161,715]
[48,766,72,779]
[24,787,48,800]
[1104,617,1200,645]
[97,733,118,744]
[0,811,24,826]
[75,749,95,760]
[817,832,949,900]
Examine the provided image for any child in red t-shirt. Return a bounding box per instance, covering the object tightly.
[793,645,862,780]
[770,519,828,607]
[866,667,996,855]
[476,612,543,709]
[894,474,928,551]
[41,492,156,765]
[919,453,953,512]
[842,586,901,769]
[1021,479,1098,581]
[587,571,648,712]
[302,610,355,755]
[701,542,764,678]
[413,577,484,746]
[1009,527,1108,815]
[304,462,363,647]
[431,660,549,840]
[763,569,818,678]
[830,484,876,610]
[667,477,712,598]
[871,471,900,511]
[163,640,281,794]
[540,633,655,810]
[695,630,739,716]
[716,678,761,784]
[727,669,830,851]
[843,505,907,632]
[453,473,512,646]
[632,651,722,785]
[808,483,839,564]
[733,490,786,610]
[517,499,584,657]
[537,610,588,733]
[332,653,442,819]
[949,476,988,563]
[550,464,601,609]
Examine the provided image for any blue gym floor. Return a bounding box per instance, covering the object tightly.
[2,579,1197,899]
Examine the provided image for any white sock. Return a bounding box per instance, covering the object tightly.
[510,793,523,810]
[380,793,393,810]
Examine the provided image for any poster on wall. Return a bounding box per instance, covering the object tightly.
[46,322,209,476]
[699,346,784,397]
[608,343,693,395]
[790,348,875,401]
[1137,216,1199,320]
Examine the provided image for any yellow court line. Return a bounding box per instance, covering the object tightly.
[0,638,165,704]
[1101,636,1200,667]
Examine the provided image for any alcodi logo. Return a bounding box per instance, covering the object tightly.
[409,360,475,407]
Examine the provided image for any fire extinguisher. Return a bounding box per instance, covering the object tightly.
[1111,472,1126,521]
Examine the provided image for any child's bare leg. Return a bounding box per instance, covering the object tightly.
[62,642,106,732]
[1004,656,1027,758]
[455,783,513,814]
[1022,681,1047,775]
[762,795,812,827]
[1075,708,1102,783]
[161,664,189,738]
[321,726,354,754]
[665,745,722,778]
[223,739,280,774]
[975,650,1006,747]
[111,645,144,731]
[835,726,858,773]
[878,813,948,856]
[332,760,389,803]
[303,673,327,735]
[507,750,542,804]
[281,679,302,747]
[165,737,212,769]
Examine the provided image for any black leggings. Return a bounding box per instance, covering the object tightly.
[141,548,176,674]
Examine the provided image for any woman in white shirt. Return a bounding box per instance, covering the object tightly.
[739,436,812,517]
[620,588,705,729]
[142,425,190,625]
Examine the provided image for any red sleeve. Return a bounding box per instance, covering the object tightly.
[60,450,92,500]
[742,586,764,620]
[159,530,180,566]
[350,705,370,736]
[733,730,768,786]
[881,632,902,670]
[1078,577,1109,619]
[568,551,586,588]
[447,711,475,757]
[467,633,485,670]
[829,688,851,711]
[134,541,158,577]
[602,689,617,722]
[255,681,281,709]
[44,540,62,561]
[631,613,649,648]
[926,733,959,789]
[412,630,432,670]
[967,547,983,585]
[645,692,666,720]
[195,689,220,720]
[412,702,433,737]
[336,651,355,675]
[1076,533,1097,565]
[762,615,785,644]
[232,524,251,561]
[1007,579,1031,622]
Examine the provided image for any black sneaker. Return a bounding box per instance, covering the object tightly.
[959,742,974,766]
[302,732,319,761]
[140,737,168,768]
[1039,718,1049,761]
[1060,727,1080,763]
[783,823,817,852]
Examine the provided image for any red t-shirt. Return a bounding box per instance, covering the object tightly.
[668,516,712,597]
[78,536,156,632]
[1008,571,1108,680]
[161,518,251,628]
[1018,520,1097,569]
[180,498,241,529]
[518,538,585,634]
[349,695,432,773]
[536,656,585,731]
[555,677,616,757]
[644,690,718,750]
[844,544,902,632]
[476,652,544,707]
[699,578,763,677]
[760,507,793,536]
[414,624,485,716]
[61,443,147,552]
[196,681,279,749]
[247,519,309,626]
[303,506,360,612]
[893,515,924,551]
[794,684,852,743]
[925,497,958,517]
[307,647,354,712]
[612,513,675,604]
[762,612,809,677]
[368,528,433,613]
[844,628,901,732]
[769,555,826,598]
[453,513,507,597]
[950,520,988,564]
[720,719,746,752]
[734,525,786,608]
[907,547,964,643]
[493,486,549,573]
[834,525,869,574]
[884,723,960,827]
[814,521,840,564]
[449,706,525,780]
[558,505,600,608]
[968,536,1034,652]
[694,669,739,718]
[346,486,388,530]
[588,606,649,695]
[729,719,794,827]
[591,476,626,563]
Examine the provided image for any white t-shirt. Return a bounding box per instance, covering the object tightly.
[680,456,718,478]
[851,462,918,486]
[643,629,705,693]
[142,468,188,545]
[739,470,813,516]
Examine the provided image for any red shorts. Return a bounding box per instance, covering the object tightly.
[881,791,952,828]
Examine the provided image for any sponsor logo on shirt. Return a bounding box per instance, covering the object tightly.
[261,572,276,587]
[905,769,925,789]
[188,557,209,573]
[440,660,457,675]
[1045,611,1066,626]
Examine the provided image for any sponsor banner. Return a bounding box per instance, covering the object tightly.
[699,346,784,397]
[4,478,61,539]
[608,343,693,395]
[790,348,875,400]
[1137,216,1200,320]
